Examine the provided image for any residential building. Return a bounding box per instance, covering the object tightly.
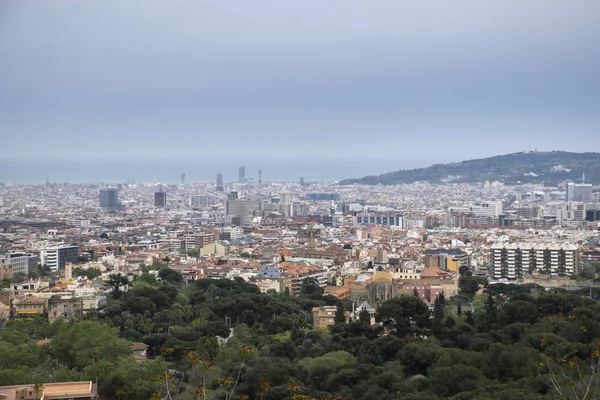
[305,193,340,201]
[184,233,217,250]
[0,264,11,281]
[356,213,403,226]
[491,242,578,280]
[0,381,97,400]
[48,296,84,322]
[470,201,503,217]
[40,244,79,272]
[13,296,47,318]
[423,249,470,274]
[190,195,218,207]
[312,305,338,329]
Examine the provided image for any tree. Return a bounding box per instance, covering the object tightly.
[376,295,430,337]
[105,274,130,295]
[300,277,323,296]
[359,307,371,325]
[10,272,27,283]
[49,321,130,370]
[158,268,183,284]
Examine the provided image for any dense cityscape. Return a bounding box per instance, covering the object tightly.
[2,0,600,398]
[0,165,599,399]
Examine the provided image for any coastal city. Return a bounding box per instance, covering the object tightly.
[1,168,599,324]
[2,0,600,398]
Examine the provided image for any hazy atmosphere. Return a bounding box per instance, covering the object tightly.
[1,0,599,181]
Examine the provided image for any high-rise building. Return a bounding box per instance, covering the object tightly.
[40,244,79,272]
[216,173,224,192]
[239,167,246,181]
[226,198,262,225]
[575,184,593,203]
[190,195,218,207]
[154,191,167,207]
[0,252,38,276]
[99,188,122,210]
[491,242,578,280]
[181,173,186,185]
[566,182,593,203]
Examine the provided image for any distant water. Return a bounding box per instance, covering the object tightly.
[0,158,437,184]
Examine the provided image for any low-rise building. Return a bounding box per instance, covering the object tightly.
[48,296,84,322]
[0,381,97,400]
[13,296,47,318]
[312,305,338,329]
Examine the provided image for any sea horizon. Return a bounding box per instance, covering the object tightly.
[0,157,441,185]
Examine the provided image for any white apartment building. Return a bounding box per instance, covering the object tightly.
[491,242,578,280]
[470,201,503,217]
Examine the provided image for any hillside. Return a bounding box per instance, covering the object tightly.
[340,151,600,186]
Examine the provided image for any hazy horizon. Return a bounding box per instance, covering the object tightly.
[1,0,599,166]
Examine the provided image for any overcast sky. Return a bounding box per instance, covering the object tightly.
[1,0,599,163]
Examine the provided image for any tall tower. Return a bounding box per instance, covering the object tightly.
[239,166,246,182]
[300,177,305,187]
[99,188,122,210]
[154,186,167,207]
[258,170,262,187]
[216,173,224,192]
[181,173,185,185]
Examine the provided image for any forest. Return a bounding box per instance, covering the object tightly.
[2,267,600,400]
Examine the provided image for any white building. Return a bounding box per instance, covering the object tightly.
[0,252,38,276]
[40,244,79,272]
[470,201,503,217]
[490,242,578,280]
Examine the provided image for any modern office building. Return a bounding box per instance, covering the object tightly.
[154,191,167,207]
[216,173,224,192]
[226,198,262,225]
[99,188,122,210]
[567,181,594,203]
[0,252,38,276]
[490,242,578,280]
[40,244,79,272]
[239,166,246,181]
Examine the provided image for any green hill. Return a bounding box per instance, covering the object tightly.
[340,151,600,186]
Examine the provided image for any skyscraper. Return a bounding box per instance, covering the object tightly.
[239,166,246,181]
[216,173,224,192]
[99,188,122,210]
[181,173,186,185]
[154,191,167,207]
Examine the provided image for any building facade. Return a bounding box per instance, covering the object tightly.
[491,242,578,280]
[40,244,79,272]
[0,252,38,276]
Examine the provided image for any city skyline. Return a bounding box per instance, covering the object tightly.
[1,0,599,163]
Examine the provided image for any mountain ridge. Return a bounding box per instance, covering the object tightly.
[339,151,600,186]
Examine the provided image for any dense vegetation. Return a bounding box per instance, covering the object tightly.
[3,268,600,399]
[339,151,600,185]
